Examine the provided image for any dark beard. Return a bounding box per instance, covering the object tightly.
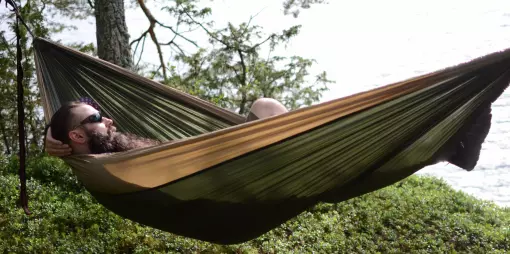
[86,129,161,154]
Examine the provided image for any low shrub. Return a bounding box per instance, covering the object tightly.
[0,155,508,253]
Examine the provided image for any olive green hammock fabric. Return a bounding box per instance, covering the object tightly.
[34,37,510,244]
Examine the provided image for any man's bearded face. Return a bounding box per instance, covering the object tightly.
[85,129,158,154]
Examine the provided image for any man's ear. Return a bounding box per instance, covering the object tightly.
[69,129,88,144]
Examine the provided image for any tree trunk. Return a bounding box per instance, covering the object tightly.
[94,0,133,69]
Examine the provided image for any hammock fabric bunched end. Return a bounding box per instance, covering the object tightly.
[34,37,510,244]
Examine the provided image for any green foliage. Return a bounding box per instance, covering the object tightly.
[42,0,94,20]
[0,1,53,156]
[0,1,92,156]
[1,0,332,157]
[0,155,508,253]
[283,0,327,18]
[158,3,333,114]
[0,31,17,155]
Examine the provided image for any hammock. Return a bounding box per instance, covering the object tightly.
[34,37,510,244]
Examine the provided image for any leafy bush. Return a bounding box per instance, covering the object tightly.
[0,155,508,253]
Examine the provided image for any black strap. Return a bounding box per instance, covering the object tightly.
[16,15,31,215]
[3,0,32,215]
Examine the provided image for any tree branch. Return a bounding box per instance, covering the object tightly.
[182,10,231,49]
[40,0,46,13]
[162,40,185,55]
[227,64,242,84]
[156,21,198,47]
[137,0,167,80]
[266,72,286,89]
[158,14,186,55]
[238,49,248,85]
[151,65,162,79]
[250,34,275,51]
[237,48,249,114]
[131,30,148,49]
[134,1,205,80]
[136,35,146,67]
[181,26,199,34]
[242,8,264,37]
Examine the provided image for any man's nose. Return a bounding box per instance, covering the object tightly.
[103,117,113,127]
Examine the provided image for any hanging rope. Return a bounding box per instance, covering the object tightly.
[3,0,32,215]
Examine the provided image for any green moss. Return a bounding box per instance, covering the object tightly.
[0,155,508,253]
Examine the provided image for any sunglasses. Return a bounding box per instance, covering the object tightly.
[81,112,103,125]
[72,112,103,130]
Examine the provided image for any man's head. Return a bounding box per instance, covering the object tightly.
[49,101,159,155]
[50,101,116,154]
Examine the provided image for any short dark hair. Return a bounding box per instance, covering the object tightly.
[49,101,86,144]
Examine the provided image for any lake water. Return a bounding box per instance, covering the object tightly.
[198,0,510,207]
[11,0,509,207]
[292,0,510,207]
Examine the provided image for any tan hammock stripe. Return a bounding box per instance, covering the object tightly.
[102,71,448,189]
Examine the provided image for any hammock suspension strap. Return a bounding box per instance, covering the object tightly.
[3,0,33,215]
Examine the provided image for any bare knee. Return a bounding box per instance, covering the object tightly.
[248,98,288,121]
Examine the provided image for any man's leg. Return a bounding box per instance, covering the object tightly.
[246,98,288,122]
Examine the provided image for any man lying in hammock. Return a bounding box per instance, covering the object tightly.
[44,98,288,156]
